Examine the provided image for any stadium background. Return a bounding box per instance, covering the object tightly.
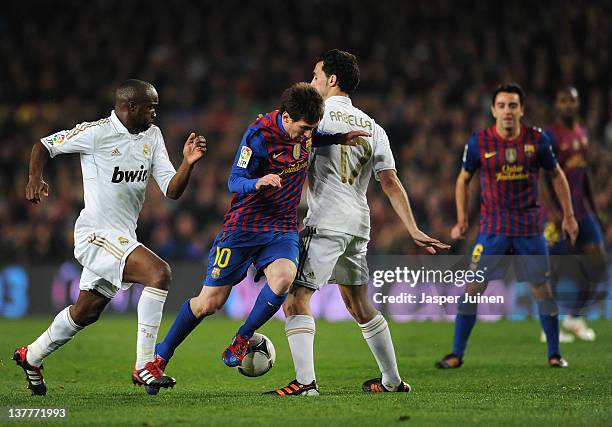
[0,0,610,318]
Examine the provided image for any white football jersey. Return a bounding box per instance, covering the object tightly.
[304,96,396,238]
[41,111,176,237]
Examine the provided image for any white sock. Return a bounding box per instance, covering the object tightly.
[285,315,316,385]
[135,287,167,369]
[359,313,402,390]
[27,306,83,367]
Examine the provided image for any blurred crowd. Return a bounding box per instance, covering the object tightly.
[1,0,610,262]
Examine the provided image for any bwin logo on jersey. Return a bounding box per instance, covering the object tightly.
[111,165,148,183]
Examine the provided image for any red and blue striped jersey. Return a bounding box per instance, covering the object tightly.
[545,121,591,220]
[223,111,313,233]
[462,124,557,236]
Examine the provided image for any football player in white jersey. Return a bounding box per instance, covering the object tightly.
[14,79,207,396]
[266,50,449,396]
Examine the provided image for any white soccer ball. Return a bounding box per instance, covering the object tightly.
[238,333,276,377]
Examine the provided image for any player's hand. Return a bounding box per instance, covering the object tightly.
[256,174,281,190]
[562,215,578,246]
[183,133,207,165]
[26,176,49,204]
[410,229,451,254]
[450,222,468,240]
[338,130,371,146]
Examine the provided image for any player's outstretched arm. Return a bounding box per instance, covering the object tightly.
[547,164,578,245]
[166,132,207,199]
[451,168,473,240]
[25,141,51,204]
[312,130,371,147]
[378,169,450,254]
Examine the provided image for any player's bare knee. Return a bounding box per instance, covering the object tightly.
[191,295,221,318]
[268,273,294,294]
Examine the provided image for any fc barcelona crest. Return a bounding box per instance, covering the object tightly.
[292,143,301,160]
[505,148,517,163]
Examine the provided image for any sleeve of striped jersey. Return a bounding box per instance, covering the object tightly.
[40,124,96,158]
[372,124,396,181]
[537,132,558,171]
[311,130,341,147]
[543,129,558,156]
[462,133,480,173]
[151,129,177,196]
[227,131,268,194]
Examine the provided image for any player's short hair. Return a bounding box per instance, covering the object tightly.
[280,82,324,124]
[492,83,525,106]
[555,85,579,100]
[115,79,155,103]
[318,49,360,95]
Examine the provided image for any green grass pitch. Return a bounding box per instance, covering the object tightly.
[1,316,610,426]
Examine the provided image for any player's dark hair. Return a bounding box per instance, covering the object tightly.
[115,79,155,103]
[280,82,324,124]
[491,83,525,106]
[318,49,360,95]
[555,85,579,100]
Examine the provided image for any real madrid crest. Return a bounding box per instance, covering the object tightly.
[505,147,517,163]
[292,143,301,160]
[143,143,151,157]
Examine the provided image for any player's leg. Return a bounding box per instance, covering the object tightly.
[338,283,410,393]
[156,230,250,367]
[530,282,567,367]
[564,215,607,340]
[224,232,299,367]
[156,284,233,365]
[122,246,173,371]
[437,233,509,369]
[516,235,567,367]
[264,285,320,396]
[266,228,341,396]
[283,286,317,383]
[540,221,575,343]
[14,287,110,396]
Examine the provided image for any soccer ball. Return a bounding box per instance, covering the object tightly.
[238,333,276,377]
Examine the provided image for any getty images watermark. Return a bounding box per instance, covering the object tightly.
[370,266,499,306]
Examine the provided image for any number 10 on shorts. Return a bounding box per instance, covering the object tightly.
[214,247,231,268]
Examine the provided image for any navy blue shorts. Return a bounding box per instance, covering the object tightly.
[470,233,550,283]
[203,230,299,287]
[545,213,604,255]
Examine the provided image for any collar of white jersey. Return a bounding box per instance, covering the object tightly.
[110,110,151,138]
[110,110,131,134]
[325,95,352,106]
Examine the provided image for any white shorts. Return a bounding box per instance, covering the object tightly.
[74,228,141,299]
[294,227,369,290]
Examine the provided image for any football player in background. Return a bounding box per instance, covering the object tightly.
[436,84,578,369]
[540,86,607,342]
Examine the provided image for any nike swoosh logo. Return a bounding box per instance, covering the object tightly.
[273,152,283,159]
[484,152,497,158]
